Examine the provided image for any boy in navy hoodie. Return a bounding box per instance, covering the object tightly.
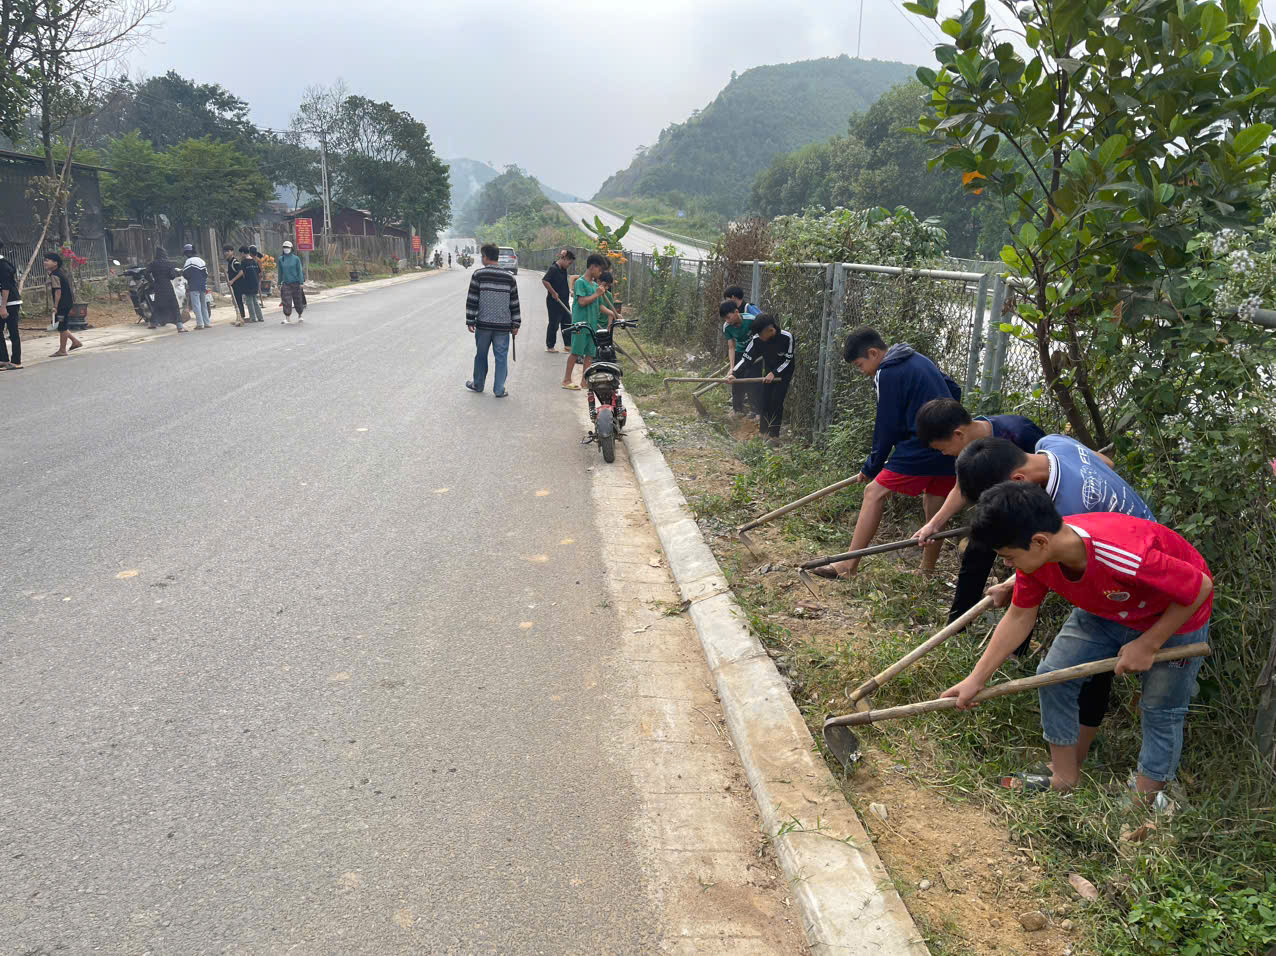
[815,328,961,578]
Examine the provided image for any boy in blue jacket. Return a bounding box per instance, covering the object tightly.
[815,328,961,578]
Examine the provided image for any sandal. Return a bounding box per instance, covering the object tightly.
[561,383,580,390]
[996,771,1054,793]
[69,342,82,351]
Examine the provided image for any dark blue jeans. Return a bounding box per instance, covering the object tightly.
[472,329,510,394]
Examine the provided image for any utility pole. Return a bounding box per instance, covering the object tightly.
[319,134,333,263]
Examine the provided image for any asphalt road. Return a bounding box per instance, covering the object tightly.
[557,202,709,258]
[0,271,666,953]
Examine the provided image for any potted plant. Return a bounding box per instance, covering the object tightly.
[258,252,276,295]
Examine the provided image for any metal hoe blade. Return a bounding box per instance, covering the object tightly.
[822,722,862,769]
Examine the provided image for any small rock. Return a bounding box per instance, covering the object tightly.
[756,563,772,574]
[989,918,1002,929]
[918,879,931,891]
[1018,911,1048,932]
[1031,864,1043,872]
[1061,919,1075,931]
[869,803,889,823]
[891,763,907,773]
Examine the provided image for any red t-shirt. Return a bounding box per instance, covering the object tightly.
[1012,513,1213,633]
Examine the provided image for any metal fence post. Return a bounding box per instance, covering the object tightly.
[965,273,990,398]
[751,260,761,306]
[821,264,847,432]
[979,276,1008,408]
[812,263,835,435]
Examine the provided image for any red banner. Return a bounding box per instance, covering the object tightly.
[294,218,314,252]
[412,234,422,252]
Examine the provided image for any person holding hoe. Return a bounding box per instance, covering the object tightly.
[814,328,961,578]
[727,314,794,443]
[944,481,1211,800]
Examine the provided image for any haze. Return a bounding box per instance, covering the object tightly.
[126,0,961,197]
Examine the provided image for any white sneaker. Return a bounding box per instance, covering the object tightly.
[281,318,289,324]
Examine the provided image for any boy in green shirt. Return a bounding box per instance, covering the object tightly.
[720,299,760,417]
[562,253,609,389]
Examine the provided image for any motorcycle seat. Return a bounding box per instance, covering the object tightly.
[584,362,623,381]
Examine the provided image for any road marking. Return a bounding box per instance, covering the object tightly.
[522,554,550,563]
[535,489,550,496]
[560,538,575,545]
[116,569,139,579]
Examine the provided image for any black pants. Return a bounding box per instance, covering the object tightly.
[1,304,19,365]
[732,360,761,413]
[546,297,569,349]
[232,288,245,318]
[759,375,791,437]
[949,539,1112,727]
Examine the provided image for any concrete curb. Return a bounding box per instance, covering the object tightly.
[622,402,928,956]
[13,269,443,371]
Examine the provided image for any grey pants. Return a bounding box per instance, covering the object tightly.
[242,293,264,323]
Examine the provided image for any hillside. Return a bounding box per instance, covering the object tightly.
[594,55,918,215]
[446,158,502,217]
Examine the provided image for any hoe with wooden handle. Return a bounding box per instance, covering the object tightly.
[795,527,971,596]
[821,642,1211,769]
[842,575,1016,715]
[735,474,863,559]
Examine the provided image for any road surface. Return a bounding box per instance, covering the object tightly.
[558,201,710,258]
[0,270,804,954]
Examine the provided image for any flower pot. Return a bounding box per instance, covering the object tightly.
[349,271,360,282]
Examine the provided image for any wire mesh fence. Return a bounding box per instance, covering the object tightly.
[521,244,1108,443]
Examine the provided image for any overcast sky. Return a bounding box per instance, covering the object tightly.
[127,0,976,197]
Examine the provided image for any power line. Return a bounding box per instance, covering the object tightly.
[886,0,946,49]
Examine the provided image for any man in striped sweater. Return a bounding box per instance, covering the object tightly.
[465,244,521,398]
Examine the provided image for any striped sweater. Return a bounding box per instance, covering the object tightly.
[465,266,522,331]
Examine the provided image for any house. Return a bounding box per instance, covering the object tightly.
[284,204,409,240]
[0,148,110,272]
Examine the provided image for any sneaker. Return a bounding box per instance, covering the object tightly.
[465,381,482,393]
[281,319,289,325]
[495,390,509,398]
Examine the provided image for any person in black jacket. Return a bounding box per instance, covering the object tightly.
[0,242,21,368]
[727,314,794,443]
[146,247,182,331]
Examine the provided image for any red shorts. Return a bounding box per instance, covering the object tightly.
[873,470,956,497]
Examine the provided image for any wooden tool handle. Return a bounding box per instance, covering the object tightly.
[828,642,1210,728]
[664,376,767,385]
[692,365,730,395]
[847,576,1015,702]
[738,475,862,533]
[800,526,970,570]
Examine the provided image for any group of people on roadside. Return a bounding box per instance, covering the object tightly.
[221,241,308,327]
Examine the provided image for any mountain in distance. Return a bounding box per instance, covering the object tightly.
[447,157,578,215]
[594,55,919,214]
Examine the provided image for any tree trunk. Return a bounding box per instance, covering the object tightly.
[1256,616,1276,773]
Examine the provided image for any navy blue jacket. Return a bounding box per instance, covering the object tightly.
[863,344,961,478]
[986,414,1045,454]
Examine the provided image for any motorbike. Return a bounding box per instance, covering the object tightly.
[123,265,154,324]
[568,319,637,463]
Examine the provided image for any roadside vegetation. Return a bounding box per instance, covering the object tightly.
[593,197,724,246]
[612,1,1276,951]
[457,165,589,251]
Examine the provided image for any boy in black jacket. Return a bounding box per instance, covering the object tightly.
[816,327,961,578]
[727,314,793,442]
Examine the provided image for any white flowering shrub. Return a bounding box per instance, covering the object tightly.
[1189,177,1276,320]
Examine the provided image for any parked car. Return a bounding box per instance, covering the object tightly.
[497,247,518,275]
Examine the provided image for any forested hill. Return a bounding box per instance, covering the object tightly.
[594,56,918,214]
[446,158,502,217]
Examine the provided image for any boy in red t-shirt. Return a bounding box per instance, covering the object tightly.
[944,481,1213,798]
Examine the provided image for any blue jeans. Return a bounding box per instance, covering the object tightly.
[188,291,210,328]
[471,329,510,394]
[1037,609,1207,782]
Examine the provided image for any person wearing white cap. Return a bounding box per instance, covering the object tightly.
[277,239,307,324]
[181,243,211,329]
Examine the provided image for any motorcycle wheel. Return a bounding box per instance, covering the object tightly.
[596,408,616,463]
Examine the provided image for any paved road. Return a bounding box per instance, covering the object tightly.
[0,272,723,953]
[558,202,709,258]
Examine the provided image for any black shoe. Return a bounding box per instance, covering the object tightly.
[465,381,482,393]
[494,390,508,398]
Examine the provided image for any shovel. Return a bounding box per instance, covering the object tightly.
[736,474,863,559]
[842,575,1016,715]
[796,526,970,594]
[821,642,1211,769]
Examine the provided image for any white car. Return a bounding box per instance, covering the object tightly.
[497,247,518,274]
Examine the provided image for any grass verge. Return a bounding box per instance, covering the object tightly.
[615,325,1276,956]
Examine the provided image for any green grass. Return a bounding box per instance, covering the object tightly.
[596,196,724,246]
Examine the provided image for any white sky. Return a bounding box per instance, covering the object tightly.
[123,0,1276,196]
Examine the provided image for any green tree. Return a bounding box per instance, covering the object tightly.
[104,71,255,150]
[164,137,272,237]
[910,0,1276,445]
[258,135,320,210]
[100,131,169,222]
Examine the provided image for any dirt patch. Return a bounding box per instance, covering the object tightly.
[853,751,1075,955]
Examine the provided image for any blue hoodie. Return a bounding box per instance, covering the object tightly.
[862,343,961,478]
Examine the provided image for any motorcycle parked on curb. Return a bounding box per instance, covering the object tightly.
[567,319,637,463]
[123,265,154,324]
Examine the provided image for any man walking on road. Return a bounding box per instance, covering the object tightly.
[0,242,21,369]
[277,240,307,324]
[541,248,575,352]
[44,252,82,357]
[181,244,211,329]
[465,243,521,398]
